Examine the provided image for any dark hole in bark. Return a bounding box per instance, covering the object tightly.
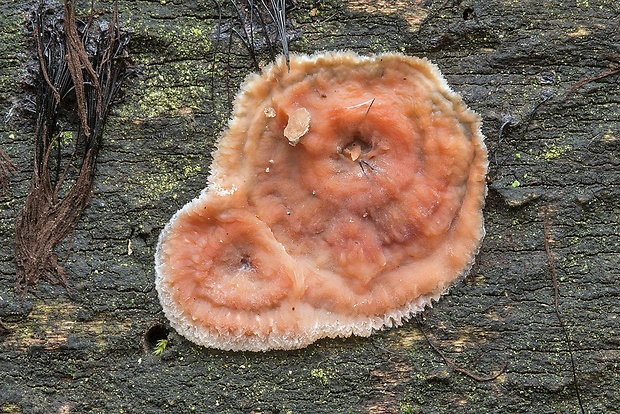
[463,7,475,20]
[144,324,170,351]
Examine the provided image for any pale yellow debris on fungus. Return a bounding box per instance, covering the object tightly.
[345,142,363,161]
[155,51,488,352]
[283,107,311,146]
[263,107,276,118]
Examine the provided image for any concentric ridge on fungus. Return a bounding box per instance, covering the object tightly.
[155,51,488,351]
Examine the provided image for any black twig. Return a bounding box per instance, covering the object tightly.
[522,91,553,136]
[229,0,291,70]
[543,209,585,414]
[364,98,375,116]
[417,317,508,382]
[249,0,276,61]
[359,159,374,179]
[261,0,289,70]
[228,0,260,70]
[494,114,517,165]
[0,318,9,335]
[210,0,223,106]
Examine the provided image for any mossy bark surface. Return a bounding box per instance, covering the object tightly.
[1,0,619,412]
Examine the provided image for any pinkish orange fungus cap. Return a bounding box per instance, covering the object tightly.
[155,52,488,351]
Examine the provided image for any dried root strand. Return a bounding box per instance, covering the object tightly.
[0,149,18,195]
[416,317,508,382]
[564,53,620,99]
[15,0,131,295]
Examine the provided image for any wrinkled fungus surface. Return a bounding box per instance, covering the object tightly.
[155,52,488,351]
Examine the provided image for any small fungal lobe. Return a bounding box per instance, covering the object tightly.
[155,52,488,351]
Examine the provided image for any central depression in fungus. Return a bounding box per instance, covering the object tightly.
[155,52,488,351]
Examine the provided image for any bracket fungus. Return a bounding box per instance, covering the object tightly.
[155,52,488,351]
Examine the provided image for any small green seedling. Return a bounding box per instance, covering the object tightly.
[153,339,169,355]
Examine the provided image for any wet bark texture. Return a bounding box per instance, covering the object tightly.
[1,0,619,413]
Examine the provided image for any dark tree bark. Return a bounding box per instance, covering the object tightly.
[1,0,619,413]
